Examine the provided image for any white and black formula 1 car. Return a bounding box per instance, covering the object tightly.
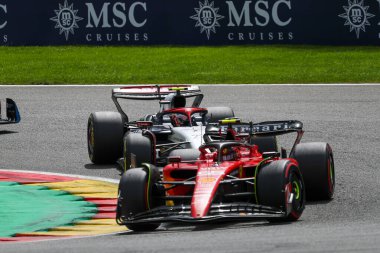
[87,85,236,168]
[0,98,21,125]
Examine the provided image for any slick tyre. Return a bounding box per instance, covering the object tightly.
[169,149,200,161]
[206,107,235,123]
[123,132,153,170]
[292,142,335,200]
[257,160,305,222]
[250,136,278,153]
[87,112,124,164]
[117,166,161,231]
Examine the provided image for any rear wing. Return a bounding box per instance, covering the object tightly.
[219,120,303,136]
[112,85,201,100]
[206,119,304,157]
[0,98,21,125]
[112,85,203,122]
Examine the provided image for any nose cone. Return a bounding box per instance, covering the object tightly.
[191,166,225,218]
[191,193,215,218]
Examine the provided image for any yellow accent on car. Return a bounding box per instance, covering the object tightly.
[219,118,240,124]
[239,165,243,178]
[199,177,216,183]
[169,87,186,91]
[166,200,174,206]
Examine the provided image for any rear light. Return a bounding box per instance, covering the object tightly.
[136,121,153,128]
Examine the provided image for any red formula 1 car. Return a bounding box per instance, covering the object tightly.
[116,119,335,231]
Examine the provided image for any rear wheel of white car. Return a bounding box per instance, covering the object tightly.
[257,160,305,222]
[206,107,235,123]
[87,111,124,164]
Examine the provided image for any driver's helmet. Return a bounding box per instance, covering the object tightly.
[161,94,186,110]
[170,113,189,127]
[221,146,238,162]
[172,95,186,108]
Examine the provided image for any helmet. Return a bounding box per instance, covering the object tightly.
[172,95,186,108]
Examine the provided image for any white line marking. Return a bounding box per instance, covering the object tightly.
[197,84,380,87]
[1,83,380,87]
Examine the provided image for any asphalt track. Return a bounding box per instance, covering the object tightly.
[0,85,379,252]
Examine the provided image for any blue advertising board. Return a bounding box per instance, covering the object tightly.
[1,0,380,45]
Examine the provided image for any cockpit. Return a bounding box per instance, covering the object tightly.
[158,108,208,127]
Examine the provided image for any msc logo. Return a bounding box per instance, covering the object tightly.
[0,4,7,29]
[85,2,147,28]
[0,4,7,43]
[50,0,83,40]
[190,0,224,40]
[190,0,294,41]
[60,9,75,28]
[201,8,215,26]
[339,0,374,39]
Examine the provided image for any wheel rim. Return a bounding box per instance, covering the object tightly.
[293,180,301,200]
[289,173,304,214]
[88,119,95,159]
[327,156,335,195]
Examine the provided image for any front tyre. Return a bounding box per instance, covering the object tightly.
[87,112,124,164]
[117,165,161,231]
[257,160,305,222]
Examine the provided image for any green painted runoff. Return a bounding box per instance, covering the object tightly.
[0,182,97,237]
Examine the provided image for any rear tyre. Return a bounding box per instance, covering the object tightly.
[168,149,200,161]
[250,136,278,153]
[206,107,235,123]
[257,160,305,222]
[292,142,335,200]
[124,132,153,170]
[117,165,161,231]
[87,112,124,164]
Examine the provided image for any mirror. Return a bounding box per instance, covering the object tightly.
[0,98,21,124]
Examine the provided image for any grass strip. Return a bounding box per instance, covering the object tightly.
[1,45,379,84]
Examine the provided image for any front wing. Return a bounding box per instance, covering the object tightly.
[117,202,286,225]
